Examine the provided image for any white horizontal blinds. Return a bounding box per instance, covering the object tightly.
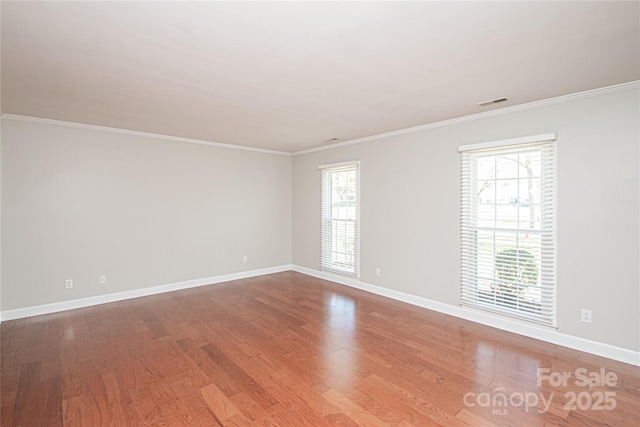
[460,135,556,326]
[320,161,360,278]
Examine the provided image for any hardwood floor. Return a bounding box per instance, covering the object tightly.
[1,271,638,426]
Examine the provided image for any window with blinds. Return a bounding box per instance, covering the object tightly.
[319,161,360,278]
[459,134,556,326]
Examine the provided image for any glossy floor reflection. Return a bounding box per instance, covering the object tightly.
[1,271,638,426]
[323,293,357,389]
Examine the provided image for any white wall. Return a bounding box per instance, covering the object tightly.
[1,84,638,360]
[1,6,3,317]
[1,119,291,311]
[0,117,2,318]
[292,86,639,352]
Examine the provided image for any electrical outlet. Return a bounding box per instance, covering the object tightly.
[65,279,73,289]
[99,275,106,284]
[243,255,248,264]
[581,308,592,324]
[375,268,381,277]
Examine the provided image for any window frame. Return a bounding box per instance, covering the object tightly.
[459,134,557,326]
[319,161,360,278]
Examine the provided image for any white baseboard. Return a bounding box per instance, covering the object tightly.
[0,265,292,322]
[3,264,637,367]
[292,265,640,367]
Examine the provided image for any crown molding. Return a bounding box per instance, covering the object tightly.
[293,80,640,155]
[2,81,637,156]
[0,114,292,157]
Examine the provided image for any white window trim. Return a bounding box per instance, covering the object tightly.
[318,160,359,170]
[458,133,557,153]
[459,134,557,327]
[319,160,361,279]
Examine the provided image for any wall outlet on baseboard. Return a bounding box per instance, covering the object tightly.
[581,308,592,324]
[375,268,381,277]
[243,255,248,264]
[65,279,73,289]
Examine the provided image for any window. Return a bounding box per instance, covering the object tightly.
[459,134,556,326]
[319,161,360,278]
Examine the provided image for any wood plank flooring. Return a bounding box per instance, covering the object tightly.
[1,271,638,426]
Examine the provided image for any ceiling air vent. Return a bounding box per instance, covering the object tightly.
[477,97,508,107]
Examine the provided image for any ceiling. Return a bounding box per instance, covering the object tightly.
[2,1,639,153]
